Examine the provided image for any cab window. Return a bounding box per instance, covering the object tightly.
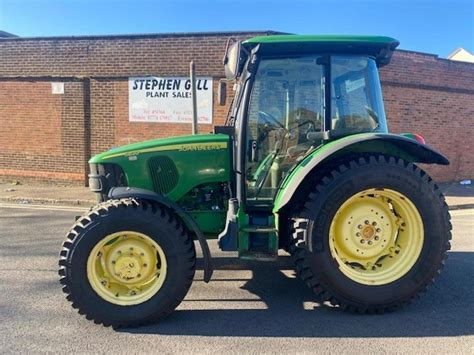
[245,56,324,204]
[330,56,387,136]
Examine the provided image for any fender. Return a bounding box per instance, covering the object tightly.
[273,133,449,212]
[108,186,213,282]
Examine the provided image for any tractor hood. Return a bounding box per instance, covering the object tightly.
[88,133,231,203]
[89,133,229,164]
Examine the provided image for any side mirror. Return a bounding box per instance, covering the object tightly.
[218,80,227,106]
[224,41,241,79]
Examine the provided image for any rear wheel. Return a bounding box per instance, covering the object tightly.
[290,155,451,313]
[59,199,195,327]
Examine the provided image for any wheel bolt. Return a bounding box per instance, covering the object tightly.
[368,241,373,245]
[365,220,369,224]
[374,236,379,241]
[143,263,147,267]
[140,252,145,256]
[117,250,122,254]
[358,225,363,229]
[376,228,381,233]
[137,274,141,277]
[372,222,377,226]
[356,232,361,237]
[360,239,365,243]
[130,290,136,296]
[111,260,116,264]
[129,247,134,251]
[101,280,107,286]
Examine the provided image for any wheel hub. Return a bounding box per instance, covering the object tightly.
[115,256,141,280]
[329,188,424,285]
[87,231,167,306]
[335,198,395,261]
[361,225,375,240]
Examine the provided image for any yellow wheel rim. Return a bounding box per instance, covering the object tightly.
[87,231,167,306]
[329,188,424,285]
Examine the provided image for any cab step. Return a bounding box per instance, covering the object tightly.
[241,226,278,233]
[240,251,277,261]
[239,219,278,260]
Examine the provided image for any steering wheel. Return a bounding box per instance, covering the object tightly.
[258,111,286,130]
[364,105,380,129]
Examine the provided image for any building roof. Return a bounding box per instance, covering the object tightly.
[0,30,17,38]
[0,30,284,41]
[447,47,474,63]
[243,35,399,66]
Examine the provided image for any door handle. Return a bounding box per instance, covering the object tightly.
[250,140,258,162]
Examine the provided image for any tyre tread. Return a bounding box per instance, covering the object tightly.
[58,198,196,328]
[289,155,452,314]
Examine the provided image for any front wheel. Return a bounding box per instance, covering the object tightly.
[290,155,451,313]
[58,199,196,327]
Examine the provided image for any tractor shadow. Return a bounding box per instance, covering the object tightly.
[121,251,474,338]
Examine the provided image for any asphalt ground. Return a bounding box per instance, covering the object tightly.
[0,204,473,353]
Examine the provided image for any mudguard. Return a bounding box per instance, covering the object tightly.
[108,186,213,282]
[273,133,449,212]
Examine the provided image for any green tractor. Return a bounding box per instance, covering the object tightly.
[59,35,451,327]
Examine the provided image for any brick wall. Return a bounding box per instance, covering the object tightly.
[0,80,86,183]
[0,32,472,184]
[379,51,474,181]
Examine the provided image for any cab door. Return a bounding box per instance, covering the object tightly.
[243,55,326,208]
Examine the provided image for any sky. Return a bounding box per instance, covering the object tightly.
[0,0,472,58]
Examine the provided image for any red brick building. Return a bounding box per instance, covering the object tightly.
[0,31,473,184]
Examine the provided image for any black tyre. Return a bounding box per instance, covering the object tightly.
[59,198,195,327]
[290,155,451,313]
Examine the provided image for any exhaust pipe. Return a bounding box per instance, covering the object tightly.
[190,61,198,135]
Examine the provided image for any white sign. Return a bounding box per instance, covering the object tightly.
[129,76,213,123]
[51,82,64,94]
[344,78,365,93]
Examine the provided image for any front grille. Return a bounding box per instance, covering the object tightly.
[148,156,179,194]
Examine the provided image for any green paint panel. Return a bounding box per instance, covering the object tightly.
[89,133,231,234]
[89,133,230,164]
[243,34,399,66]
[272,133,403,211]
[244,34,398,45]
[237,207,250,252]
[189,211,227,236]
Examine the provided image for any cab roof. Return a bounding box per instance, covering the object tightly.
[243,35,400,66]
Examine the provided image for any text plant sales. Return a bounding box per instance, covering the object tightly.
[132,78,210,98]
[128,76,213,124]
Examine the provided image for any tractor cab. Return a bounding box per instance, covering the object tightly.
[222,36,397,206]
[218,35,400,257]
